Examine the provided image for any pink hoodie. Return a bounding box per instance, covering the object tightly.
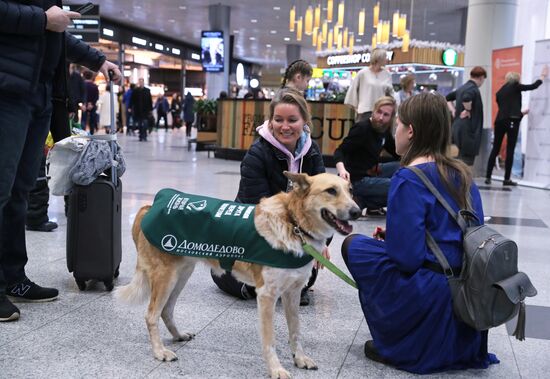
[256,121,312,174]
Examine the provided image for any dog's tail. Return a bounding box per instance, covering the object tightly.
[115,269,150,305]
[115,205,152,305]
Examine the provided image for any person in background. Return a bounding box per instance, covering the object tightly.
[344,48,394,122]
[130,78,153,142]
[97,84,119,132]
[396,74,416,106]
[0,1,121,322]
[154,93,170,130]
[281,59,313,92]
[211,87,327,306]
[218,90,228,100]
[67,64,86,124]
[170,93,182,129]
[485,65,548,185]
[341,92,499,373]
[82,70,99,135]
[446,66,487,166]
[123,83,135,135]
[334,96,400,216]
[183,91,195,138]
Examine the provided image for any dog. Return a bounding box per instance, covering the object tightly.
[116,172,361,378]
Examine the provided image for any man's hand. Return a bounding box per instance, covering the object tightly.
[336,162,351,181]
[459,109,471,119]
[45,6,80,32]
[99,61,122,82]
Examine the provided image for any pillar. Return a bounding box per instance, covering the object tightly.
[205,4,230,99]
[286,44,301,66]
[464,0,518,175]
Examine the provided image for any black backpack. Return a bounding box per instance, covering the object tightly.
[409,167,537,339]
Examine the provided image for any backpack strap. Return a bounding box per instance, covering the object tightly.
[407,166,468,233]
[425,231,456,277]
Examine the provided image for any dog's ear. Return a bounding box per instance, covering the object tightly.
[284,171,311,192]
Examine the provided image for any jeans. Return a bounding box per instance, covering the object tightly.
[352,161,400,209]
[0,83,53,296]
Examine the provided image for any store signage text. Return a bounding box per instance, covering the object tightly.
[326,51,394,66]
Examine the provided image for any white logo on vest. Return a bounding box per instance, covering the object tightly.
[161,235,178,251]
[186,200,207,211]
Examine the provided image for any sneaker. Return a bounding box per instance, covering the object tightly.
[300,288,311,306]
[0,296,20,322]
[366,208,387,216]
[26,221,58,232]
[7,278,59,303]
[503,180,517,186]
[484,178,491,185]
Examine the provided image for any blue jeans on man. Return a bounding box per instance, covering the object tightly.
[352,161,400,210]
[0,83,53,296]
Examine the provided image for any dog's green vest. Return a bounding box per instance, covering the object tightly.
[141,189,313,271]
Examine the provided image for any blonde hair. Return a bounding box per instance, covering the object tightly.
[371,48,387,66]
[269,87,311,127]
[505,72,520,83]
[372,96,397,126]
[400,74,415,92]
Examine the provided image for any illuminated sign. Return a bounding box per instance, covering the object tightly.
[236,63,245,86]
[442,48,458,66]
[326,51,394,66]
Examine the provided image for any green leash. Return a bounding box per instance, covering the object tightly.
[302,243,358,289]
[291,224,358,289]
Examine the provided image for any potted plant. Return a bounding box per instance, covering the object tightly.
[194,99,217,132]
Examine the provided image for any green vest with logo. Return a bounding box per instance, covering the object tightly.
[141,189,313,271]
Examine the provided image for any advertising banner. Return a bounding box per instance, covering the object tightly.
[523,39,550,188]
[491,46,523,125]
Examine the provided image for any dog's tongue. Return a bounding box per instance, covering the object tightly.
[336,219,353,234]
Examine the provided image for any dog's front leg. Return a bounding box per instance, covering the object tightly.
[257,289,291,379]
[281,287,317,371]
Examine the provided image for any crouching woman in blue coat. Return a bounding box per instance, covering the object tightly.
[342,92,499,374]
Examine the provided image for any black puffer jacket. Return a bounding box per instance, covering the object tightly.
[0,0,105,96]
[235,137,325,204]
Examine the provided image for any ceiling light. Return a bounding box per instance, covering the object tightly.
[168,19,175,23]
[179,6,186,10]
[270,30,277,34]
[251,19,257,23]
[233,30,240,34]
[273,6,280,11]
[284,37,290,41]
[430,32,436,36]
[266,44,272,47]
[249,37,256,40]
[428,21,434,25]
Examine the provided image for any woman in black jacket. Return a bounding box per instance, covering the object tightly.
[485,66,548,185]
[212,87,326,305]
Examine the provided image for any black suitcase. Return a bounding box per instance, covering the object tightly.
[67,178,122,290]
[66,70,122,291]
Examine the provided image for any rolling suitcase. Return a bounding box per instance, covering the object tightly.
[67,70,122,291]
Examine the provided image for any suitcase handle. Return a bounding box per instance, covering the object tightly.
[108,69,118,186]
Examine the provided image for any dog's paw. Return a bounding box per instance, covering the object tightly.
[174,332,195,342]
[270,367,292,379]
[154,348,178,362]
[294,355,318,370]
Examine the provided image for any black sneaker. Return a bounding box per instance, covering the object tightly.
[0,296,20,322]
[503,180,517,186]
[484,178,491,185]
[7,279,59,303]
[26,221,58,232]
[300,288,311,306]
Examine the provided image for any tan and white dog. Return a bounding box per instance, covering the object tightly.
[116,172,361,378]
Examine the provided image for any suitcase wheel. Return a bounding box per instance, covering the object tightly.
[76,279,87,291]
[104,280,114,292]
[114,265,120,279]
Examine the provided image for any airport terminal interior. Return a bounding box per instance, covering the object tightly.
[1,0,550,378]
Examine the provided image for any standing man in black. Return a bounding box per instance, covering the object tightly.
[67,64,86,123]
[446,66,487,165]
[0,1,121,322]
[129,78,153,141]
[485,66,548,185]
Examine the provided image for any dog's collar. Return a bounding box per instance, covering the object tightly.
[289,215,315,243]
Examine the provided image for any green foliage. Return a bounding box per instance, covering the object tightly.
[194,99,217,115]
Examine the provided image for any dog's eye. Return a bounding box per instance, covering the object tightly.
[326,187,337,196]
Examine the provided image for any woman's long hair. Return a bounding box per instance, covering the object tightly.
[281,60,313,88]
[398,92,473,209]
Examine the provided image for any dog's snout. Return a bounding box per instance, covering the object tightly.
[349,207,362,220]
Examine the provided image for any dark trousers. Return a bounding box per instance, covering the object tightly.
[486,118,520,181]
[82,107,98,135]
[352,161,400,209]
[135,117,148,141]
[185,121,193,137]
[26,155,50,227]
[0,83,53,296]
[156,112,169,130]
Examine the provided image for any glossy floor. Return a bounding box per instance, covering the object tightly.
[1,130,549,378]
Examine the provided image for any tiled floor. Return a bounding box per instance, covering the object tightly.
[1,130,549,378]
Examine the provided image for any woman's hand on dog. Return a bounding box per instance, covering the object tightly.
[315,246,331,269]
[373,226,386,241]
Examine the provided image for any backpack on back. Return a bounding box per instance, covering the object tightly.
[409,167,537,340]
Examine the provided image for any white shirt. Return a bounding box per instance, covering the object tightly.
[344,67,394,114]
